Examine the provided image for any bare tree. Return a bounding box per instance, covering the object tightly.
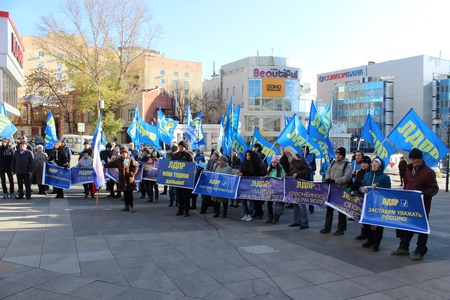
[35,0,160,129]
[201,88,226,124]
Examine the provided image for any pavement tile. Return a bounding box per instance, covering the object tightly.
[69,281,130,300]
[2,268,60,287]
[34,274,94,294]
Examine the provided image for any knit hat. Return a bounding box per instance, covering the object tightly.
[219,155,228,162]
[120,147,128,154]
[336,147,346,156]
[372,158,382,166]
[271,155,281,163]
[361,156,371,164]
[178,141,187,148]
[409,148,423,159]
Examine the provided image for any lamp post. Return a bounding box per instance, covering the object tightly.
[433,117,449,192]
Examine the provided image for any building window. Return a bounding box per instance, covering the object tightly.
[174,89,179,95]
[56,73,62,79]
[67,83,73,89]
[160,79,166,84]
[160,70,165,76]
[38,61,44,68]
[173,71,179,77]
[127,109,134,122]
[184,81,189,87]
[185,72,189,78]
[56,63,63,69]
[184,89,189,95]
[173,80,178,85]
[56,53,62,58]
[38,51,45,57]
[38,72,44,78]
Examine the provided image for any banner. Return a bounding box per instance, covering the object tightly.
[105,168,119,183]
[250,127,279,164]
[70,167,95,185]
[284,178,329,208]
[236,176,285,202]
[325,184,364,220]
[193,171,241,198]
[156,160,196,188]
[141,161,158,181]
[43,163,71,189]
[134,164,144,183]
[360,187,429,234]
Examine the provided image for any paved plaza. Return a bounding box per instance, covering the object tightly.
[1,175,450,299]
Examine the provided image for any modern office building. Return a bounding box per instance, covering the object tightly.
[203,56,316,143]
[0,11,23,117]
[317,55,450,153]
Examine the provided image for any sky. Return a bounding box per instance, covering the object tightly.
[2,0,450,95]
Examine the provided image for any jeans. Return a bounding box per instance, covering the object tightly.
[293,204,308,226]
[242,200,254,215]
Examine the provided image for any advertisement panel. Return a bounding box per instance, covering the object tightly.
[262,78,285,98]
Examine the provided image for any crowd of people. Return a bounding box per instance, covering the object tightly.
[0,135,439,261]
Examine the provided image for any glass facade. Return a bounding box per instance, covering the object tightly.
[332,81,385,153]
[436,79,450,126]
[247,79,298,111]
[1,71,19,109]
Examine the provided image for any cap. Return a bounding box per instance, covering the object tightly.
[19,141,27,145]
[36,144,44,150]
[178,141,187,148]
[83,141,90,145]
[361,156,372,164]
[372,158,382,165]
[219,155,228,162]
[409,148,423,159]
[271,155,281,163]
[105,143,112,149]
[336,147,346,156]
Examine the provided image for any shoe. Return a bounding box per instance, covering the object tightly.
[362,241,373,248]
[183,214,189,217]
[140,196,145,199]
[115,194,121,198]
[160,192,167,195]
[107,194,115,197]
[15,195,24,199]
[272,220,279,224]
[234,205,240,209]
[26,195,31,200]
[245,215,252,222]
[354,234,367,240]
[55,195,60,199]
[410,252,423,261]
[84,195,88,198]
[190,206,197,209]
[130,208,135,213]
[175,211,183,216]
[285,204,294,209]
[391,248,409,256]
[399,184,403,186]
[168,204,173,207]
[309,211,314,214]
[241,215,248,221]
[229,204,235,208]
[154,199,158,203]
[333,231,344,236]
[372,245,379,252]
[299,225,309,229]
[289,223,300,227]
[9,192,15,198]
[213,213,219,218]
[199,211,206,214]
[121,207,130,212]
[3,193,7,199]
[320,229,331,234]
[348,218,355,221]
[147,199,153,202]
[91,195,95,198]
[222,214,227,218]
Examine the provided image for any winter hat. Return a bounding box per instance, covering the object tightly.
[361,156,372,164]
[178,141,187,148]
[271,155,281,163]
[336,147,346,156]
[409,148,423,159]
[372,158,382,166]
[219,155,228,163]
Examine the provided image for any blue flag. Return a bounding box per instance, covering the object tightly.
[127,105,160,150]
[186,103,192,126]
[321,101,333,133]
[361,114,396,168]
[92,117,105,189]
[157,108,179,146]
[250,127,279,164]
[387,108,449,166]
[284,112,291,126]
[0,103,17,138]
[185,111,206,149]
[307,101,335,160]
[44,111,59,150]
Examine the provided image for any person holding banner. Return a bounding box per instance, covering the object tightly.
[320,147,352,235]
[359,157,391,252]
[283,146,312,229]
[172,141,194,217]
[391,148,439,261]
[266,155,285,224]
[139,148,152,200]
[33,145,48,195]
[48,141,68,198]
[302,146,316,214]
[238,150,262,222]
[199,151,220,214]
[11,141,34,200]
[148,150,160,203]
[76,150,94,198]
[211,155,234,218]
[103,147,139,213]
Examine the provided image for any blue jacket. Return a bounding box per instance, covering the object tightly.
[362,157,391,188]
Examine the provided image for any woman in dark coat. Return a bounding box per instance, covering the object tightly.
[103,147,139,212]
[48,141,68,198]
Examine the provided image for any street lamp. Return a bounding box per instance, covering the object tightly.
[433,117,450,192]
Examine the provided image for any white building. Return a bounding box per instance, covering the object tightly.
[0,11,23,116]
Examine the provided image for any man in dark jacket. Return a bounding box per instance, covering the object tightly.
[0,138,15,198]
[391,148,439,261]
[11,141,34,199]
[172,141,194,217]
[398,157,407,186]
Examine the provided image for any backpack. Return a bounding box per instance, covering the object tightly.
[329,160,352,187]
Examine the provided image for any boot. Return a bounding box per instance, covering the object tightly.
[372,226,384,252]
[222,203,228,218]
[190,198,197,209]
[362,225,374,248]
[266,214,273,224]
[355,226,367,240]
[272,214,280,224]
[213,203,220,217]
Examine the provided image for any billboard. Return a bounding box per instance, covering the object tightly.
[262,78,285,98]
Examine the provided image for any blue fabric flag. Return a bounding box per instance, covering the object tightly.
[360,114,396,168]
[127,105,160,150]
[307,101,335,160]
[44,111,58,150]
[230,131,248,162]
[321,101,333,133]
[92,117,105,189]
[157,108,179,146]
[185,111,206,149]
[186,103,192,126]
[0,103,17,138]
[387,108,449,167]
[221,98,234,155]
[284,112,291,126]
[250,127,279,164]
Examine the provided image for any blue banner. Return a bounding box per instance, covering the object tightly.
[325,184,364,220]
[284,178,328,208]
[105,168,119,183]
[156,160,196,188]
[236,176,285,202]
[43,163,71,189]
[193,171,241,198]
[157,108,179,146]
[361,114,396,168]
[387,108,449,167]
[70,167,94,185]
[141,161,158,181]
[134,164,143,183]
[127,104,160,150]
[44,111,59,150]
[250,127,279,165]
[185,111,206,149]
[321,101,333,133]
[307,101,335,160]
[360,187,429,234]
